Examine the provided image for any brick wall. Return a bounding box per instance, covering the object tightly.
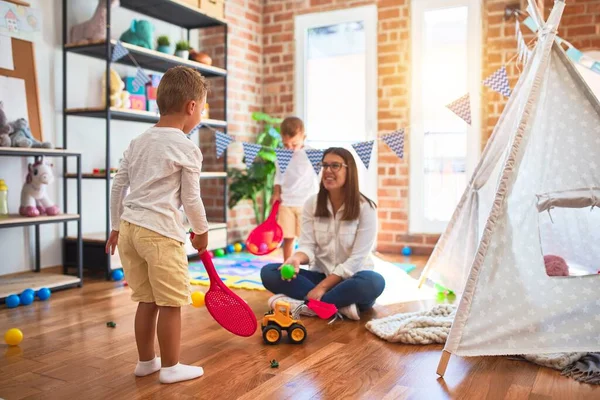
[200,0,600,252]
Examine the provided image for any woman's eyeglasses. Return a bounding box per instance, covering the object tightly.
[317,162,347,172]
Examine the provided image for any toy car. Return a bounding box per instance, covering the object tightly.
[261,301,307,345]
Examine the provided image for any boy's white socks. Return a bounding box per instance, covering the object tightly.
[135,357,161,376]
[159,363,204,384]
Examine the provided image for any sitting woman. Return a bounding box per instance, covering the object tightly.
[261,147,385,320]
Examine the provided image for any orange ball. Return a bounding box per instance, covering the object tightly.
[248,243,258,253]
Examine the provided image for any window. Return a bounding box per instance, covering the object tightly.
[295,6,377,201]
[410,0,482,233]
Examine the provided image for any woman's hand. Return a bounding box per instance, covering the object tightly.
[306,286,327,301]
[279,256,300,281]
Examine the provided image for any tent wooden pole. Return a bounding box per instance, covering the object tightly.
[437,350,452,377]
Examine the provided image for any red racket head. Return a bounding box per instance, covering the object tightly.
[246,200,283,255]
[191,236,257,337]
[306,299,338,319]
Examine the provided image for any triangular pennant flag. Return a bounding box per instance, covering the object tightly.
[483,66,511,97]
[274,148,294,174]
[215,131,233,159]
[132,67,150,92]
[446,94,472,125]
[382,130,404,159]
[111,40,129,62]
[305,149,324,176]
[351,140,374,169]
[242,142,262,170]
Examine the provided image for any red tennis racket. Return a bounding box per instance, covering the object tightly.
[245,200,283,256]
[191,233,257,337]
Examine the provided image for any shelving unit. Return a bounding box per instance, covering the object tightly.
[62,0,228,279]
[0,148,83,300]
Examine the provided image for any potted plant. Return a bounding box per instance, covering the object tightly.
[156,35,171,54]
[228,112,282,224]
[175,40,190,59]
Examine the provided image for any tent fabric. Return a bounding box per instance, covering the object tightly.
[422,0,600,358]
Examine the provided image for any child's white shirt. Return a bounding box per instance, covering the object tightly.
[274,147,319,207]
[110,127,209,243]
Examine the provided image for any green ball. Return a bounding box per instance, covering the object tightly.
[214,249,225,257]
[280,264,295,279]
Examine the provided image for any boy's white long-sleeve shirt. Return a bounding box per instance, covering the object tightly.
[110,127,209,243]
[274,148,319,207]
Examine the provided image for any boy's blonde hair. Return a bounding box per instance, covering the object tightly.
[157,66,209,115]
[280,116,304,138]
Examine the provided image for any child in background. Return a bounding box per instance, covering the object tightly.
[271,117,319,261]
[105,66,209,384]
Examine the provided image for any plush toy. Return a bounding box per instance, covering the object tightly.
[20,156,60,217]
[119,20,154,49]
[70,0,120,44]
[9,119,52,148]
[0,101,12,147]
[543,254,569,276]
[102,68,131,109]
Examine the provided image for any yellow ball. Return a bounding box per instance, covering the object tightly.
[233,243,243,252]
[4,328,23,346]
[191,291,205,308]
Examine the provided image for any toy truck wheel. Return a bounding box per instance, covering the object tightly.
[263,325,282,345]
[288,323,307,344]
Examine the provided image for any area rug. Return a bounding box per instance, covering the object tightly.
[188,251,281,291]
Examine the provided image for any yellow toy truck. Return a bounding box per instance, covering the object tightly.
[262,301,307,345]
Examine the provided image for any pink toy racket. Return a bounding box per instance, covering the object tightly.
[191,233,257,337]
[245,200,283,256]
[305,299,338,319]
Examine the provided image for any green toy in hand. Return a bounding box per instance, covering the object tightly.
[281,264,295,280]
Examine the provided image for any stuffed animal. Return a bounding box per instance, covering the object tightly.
[20,156,60,217]
[70,0,120,44]
[0,101,12,147]
[119,20,154,49]
[543,254,569,276]
[102,68,131,109]
[9,119,52,148]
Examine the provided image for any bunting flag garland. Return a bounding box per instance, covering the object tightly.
[242,142,262,170]
[215,131,234,158]
[352,140,374,169]
[274,148,294,174]
[111,40,129,62]
[446,94,472,125]
[132,67,150,92]
[382,130,405,160]
[305,149,324,176]
[483,66,511,97]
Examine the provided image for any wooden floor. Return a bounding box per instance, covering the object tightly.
[1,255,598,400]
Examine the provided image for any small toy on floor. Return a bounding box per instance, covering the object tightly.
[270,359,279,368]
[191,291,205,308]
[544,254,569,276]
[4,328,23,346]
[106,321,117,328]
[262,300,307,345]
[111,269,124,281]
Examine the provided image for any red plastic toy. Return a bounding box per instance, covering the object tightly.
[190,233,257,337]
[305,299,338,319]
[245,200,283,255]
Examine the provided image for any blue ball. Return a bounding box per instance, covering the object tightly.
[37,287,51,301]
[402,246,412,256]
[226,244,235,254]
[19,291,34,306]
[22,288,35,298]
[6,294,20,308]
[111,269,124,281]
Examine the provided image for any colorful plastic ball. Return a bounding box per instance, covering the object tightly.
[207,250,214,258]
[4,328,23,346]
[233,243,243,252]
[248,243,258,254]
[280,264,295,280]
[111,269,124,281]
[19,292,34,306]
[268,242,278,250]
[214,248,225,257]
[226,244,235,253]
[191,291,205,307]
[259,243,268,253]
[6,294,20,308]
[21,288,35,298]
[402,246,412,256]
[241,243,246,251]
[36,288,51,301]
[294,242,299,250]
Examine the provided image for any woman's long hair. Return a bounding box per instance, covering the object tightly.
[315,147,376,221]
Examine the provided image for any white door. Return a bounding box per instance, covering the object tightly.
[295,6,378,202]
[410,0,482,233]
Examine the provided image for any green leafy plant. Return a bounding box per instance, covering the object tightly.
[157,35,171,46]
[228,112,282,224]
[175,40,190,51]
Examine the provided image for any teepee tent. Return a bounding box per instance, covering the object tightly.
[415,0,600,376]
